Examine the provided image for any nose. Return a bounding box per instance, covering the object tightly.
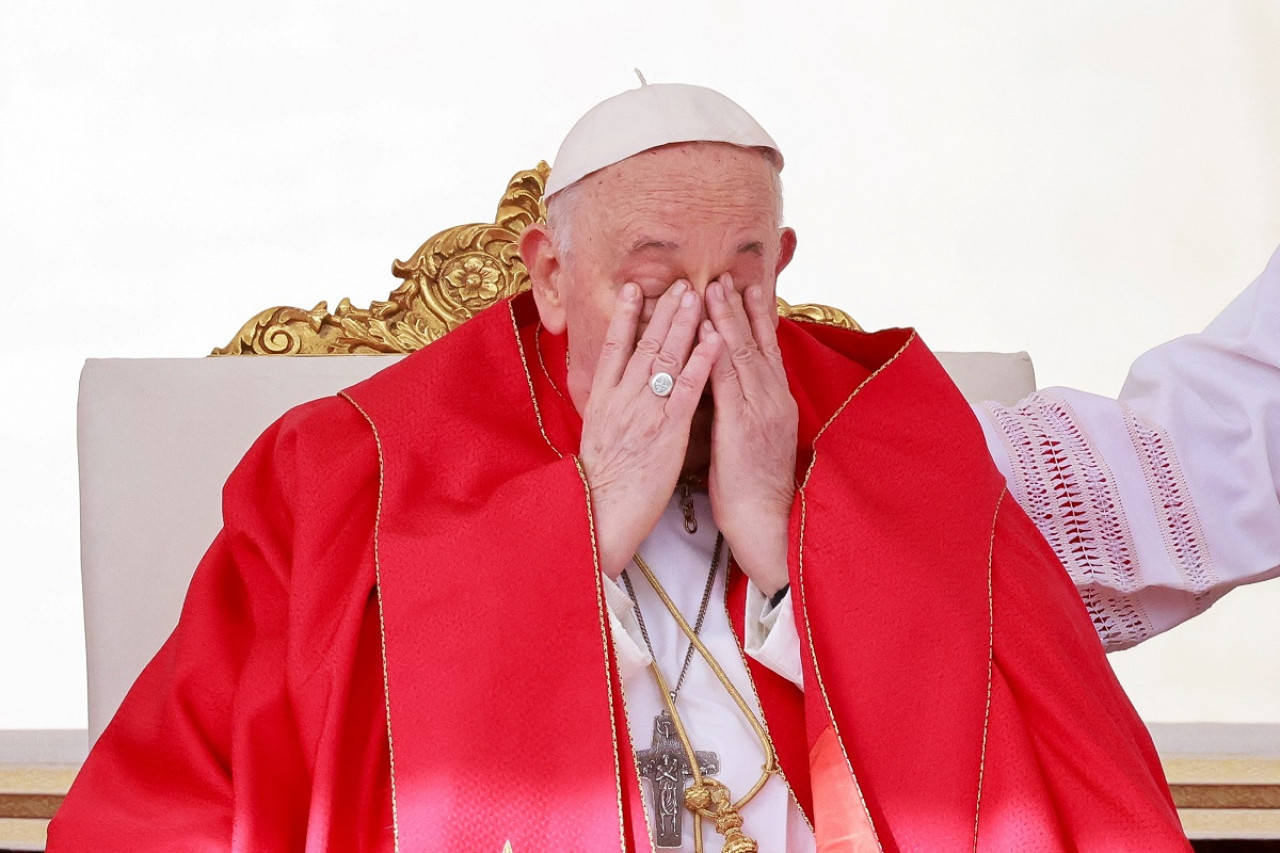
[679,276,716,326]
[684,272,718,299]
[686,264,747,295]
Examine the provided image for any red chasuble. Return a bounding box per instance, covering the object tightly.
[50,292,1189,852]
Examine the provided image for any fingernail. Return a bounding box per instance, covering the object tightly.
[672,279,688,297]
[707,282,721,301]
[621,282,638,301]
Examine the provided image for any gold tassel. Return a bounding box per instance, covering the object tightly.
[686,778,759,853]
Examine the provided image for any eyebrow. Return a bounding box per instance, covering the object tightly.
[627,239,766,254]
[629,238,679,253]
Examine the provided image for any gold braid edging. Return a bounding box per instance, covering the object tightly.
[337,391,400,853]
[972,486,1004,850]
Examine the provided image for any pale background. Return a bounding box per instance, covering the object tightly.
[2,1,1279,731]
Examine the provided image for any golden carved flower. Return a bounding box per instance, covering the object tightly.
[443,254,504,303]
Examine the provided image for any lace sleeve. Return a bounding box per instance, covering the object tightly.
[978,246,1280,650]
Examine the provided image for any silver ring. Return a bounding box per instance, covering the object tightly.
[649,372,675,397]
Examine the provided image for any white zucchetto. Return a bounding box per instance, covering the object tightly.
[544,81,783,198]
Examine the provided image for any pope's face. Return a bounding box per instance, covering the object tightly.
[530,142,796,414]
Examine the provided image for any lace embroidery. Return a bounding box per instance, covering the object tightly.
[983,394,1151,648]
[1123,406,1217,604]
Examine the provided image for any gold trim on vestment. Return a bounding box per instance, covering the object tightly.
[534,323,574,410]
[605,534,659,847]
[613,650,661,851]
[972,487,1005,850]
[510,301,629,851]
[337,391,401,853]
[718,569,815,835]
[792,331,920,851]
[795,491,884,852]
[573,457,631,851]
[795,332,1005,851]
[509,303,561,460]
[800,331,916,492]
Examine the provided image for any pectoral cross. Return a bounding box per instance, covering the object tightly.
[635,709,720,848]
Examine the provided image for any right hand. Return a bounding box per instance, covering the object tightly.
[578,280,723,578]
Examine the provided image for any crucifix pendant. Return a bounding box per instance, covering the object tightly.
[635,709,721,848]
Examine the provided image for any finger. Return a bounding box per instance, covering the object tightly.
[648,288,703,381]
[664,325,722,422]
[593,282,643,390]
[620,280,693,387]
[706,318,744,405]
[707,276,767,390]
[743,284,787,378]
[630,279,688,363]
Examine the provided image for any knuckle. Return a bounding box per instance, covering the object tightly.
[731,342,761,363]
[634,337,661,356]
[675,373,701,391]
[652,351,680,371]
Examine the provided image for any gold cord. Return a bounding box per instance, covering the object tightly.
[632,552,779,852]
[622,535,722,700]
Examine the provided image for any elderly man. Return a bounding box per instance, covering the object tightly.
[49,83,1190,851]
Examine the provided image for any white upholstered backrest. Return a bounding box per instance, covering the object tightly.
[77,351,1035,742]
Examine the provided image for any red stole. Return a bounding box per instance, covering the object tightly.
[343,292,1188,852]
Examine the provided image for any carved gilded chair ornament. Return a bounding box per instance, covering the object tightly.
[213,162,859,356]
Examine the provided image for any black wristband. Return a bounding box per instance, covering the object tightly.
[768,584,790,610]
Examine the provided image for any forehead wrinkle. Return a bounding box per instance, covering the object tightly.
[605,189,776,252]
[590,146,776,217]
[617,177,771,214]
[563,144,782,271]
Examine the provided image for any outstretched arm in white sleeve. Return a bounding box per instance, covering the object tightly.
[978,247,1280,650]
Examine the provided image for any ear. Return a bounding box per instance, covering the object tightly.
[776,227,797,276]
[518,222,567,334]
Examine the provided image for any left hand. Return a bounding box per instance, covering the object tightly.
[705,276,798,596]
